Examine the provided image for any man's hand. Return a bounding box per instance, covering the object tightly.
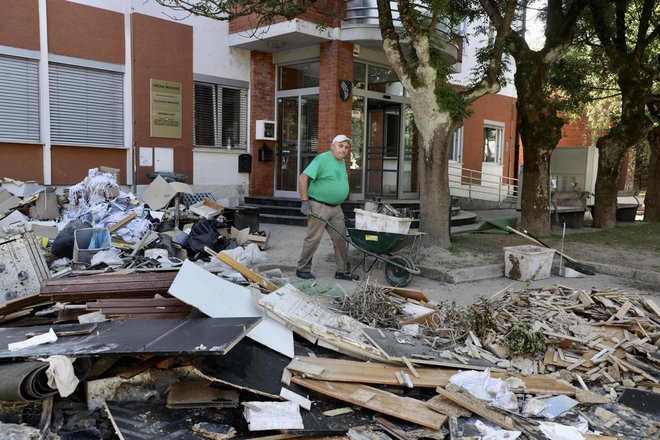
[300,200,312,216]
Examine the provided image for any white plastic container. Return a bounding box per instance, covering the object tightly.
[503,245,555,281]
[354,209,413,234]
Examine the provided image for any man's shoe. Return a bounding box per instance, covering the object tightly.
[295,270,315,279]
[335,272,359,281]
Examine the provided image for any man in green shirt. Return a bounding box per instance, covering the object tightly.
[296,134,359,281]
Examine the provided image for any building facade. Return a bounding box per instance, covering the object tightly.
[0,0,519,202]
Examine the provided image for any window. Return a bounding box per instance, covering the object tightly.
[278,61,319,91]
[49,63,123,147]
[483,122,504,164]
[194,82,248,149]
[0,54,39,142]
[450,126,463,162]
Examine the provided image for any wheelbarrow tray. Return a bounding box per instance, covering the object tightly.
[347,228,419,255]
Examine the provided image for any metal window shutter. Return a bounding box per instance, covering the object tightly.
[49,63,123,147]
[0,55,40,142]
[194,82,217,147]
[219,86,248,149]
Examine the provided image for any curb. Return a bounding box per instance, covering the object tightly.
[419,264,504,284]
[585,261,660,285]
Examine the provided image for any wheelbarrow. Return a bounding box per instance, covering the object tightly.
[311,213,423,287]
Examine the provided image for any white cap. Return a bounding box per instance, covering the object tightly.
[332,134,352,145]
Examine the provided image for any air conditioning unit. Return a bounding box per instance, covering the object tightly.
[255,120,276,141]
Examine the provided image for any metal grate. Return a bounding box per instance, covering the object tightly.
[181,193,216,208]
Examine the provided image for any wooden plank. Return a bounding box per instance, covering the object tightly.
[86,298,188,308]
[291,377,446,430]
[380,285,430,302]
[108,212,137,233]
[169,260,294,358]
[643,298,660,318]
[285,356,577,395]
[435,385,516,431]
[204,246,278,292]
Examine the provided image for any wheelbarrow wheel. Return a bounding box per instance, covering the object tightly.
[385,255,414,287]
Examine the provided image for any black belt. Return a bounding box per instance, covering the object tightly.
[309,197,339,207]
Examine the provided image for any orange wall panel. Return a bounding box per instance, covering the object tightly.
[50,146,126,185]
[0,0,40,51]
[229,0,343,34]
[131,13,193,185]
[0,143,43,182]
[462,93,518,179]
[249,51,276,196]
[47,0,124,64]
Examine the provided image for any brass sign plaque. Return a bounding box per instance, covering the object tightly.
[150,79,182,139]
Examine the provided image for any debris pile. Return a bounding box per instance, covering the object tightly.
[0,172,658,439]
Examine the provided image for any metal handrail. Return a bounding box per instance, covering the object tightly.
[448,163,518,203]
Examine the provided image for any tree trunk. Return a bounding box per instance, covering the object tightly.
[592,73,651,228]
[644,125,660,221]
[515,58,564,236]
[592,137,629,228]
[418,128,452,248]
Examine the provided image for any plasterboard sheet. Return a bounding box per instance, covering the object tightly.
[169,260,294,358]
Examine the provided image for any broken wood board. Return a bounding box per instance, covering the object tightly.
[291,376,447,430]
[361,328,500,371]
[86,297,192,319]
[108,212,137,234]
[0,317,260,360]
[244,401,304,431]
[167,380,239,409]
[41,271,178,301]
[286,356,576,396]
[169,260,294,358]
[258,283,386,361]
[0,229,50,304]
[435,385,518,431]
[205,246,278,292]
[380,285,430,302]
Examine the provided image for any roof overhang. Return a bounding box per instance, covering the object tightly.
[228,19,339,52]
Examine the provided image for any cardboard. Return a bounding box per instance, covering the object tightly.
[1,178,42,197]
[30,222,60,239]
[28,187,59,220]
[0,210,29,228]
[141,175,192,210]
[0,190,20,216]
[97,166,120,179]
[230,226,269,250]
[190,199,224,219]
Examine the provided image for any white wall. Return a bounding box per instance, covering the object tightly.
[450,19,516,98]
[71,0,252,197]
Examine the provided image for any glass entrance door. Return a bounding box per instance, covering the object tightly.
[365,101,400,198]
[275,95,319,196]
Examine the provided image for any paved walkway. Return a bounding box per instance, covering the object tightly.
[260,210,660,305]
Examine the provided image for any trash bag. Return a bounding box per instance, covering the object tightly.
[186,218,227,260]
[51,220,92,259]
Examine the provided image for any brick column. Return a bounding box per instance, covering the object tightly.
[319,40,353,153]
[249,51,276,196]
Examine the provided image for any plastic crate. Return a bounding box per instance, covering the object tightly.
[354,209,413,234]
[503,245,555,281]
[73,228,111,264]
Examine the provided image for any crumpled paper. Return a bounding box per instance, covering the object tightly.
[449,369,519,411]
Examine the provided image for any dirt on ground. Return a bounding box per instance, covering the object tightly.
[418,222,660,273]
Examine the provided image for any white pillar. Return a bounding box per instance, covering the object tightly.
[124,1,134,185]
[38,0,51,184]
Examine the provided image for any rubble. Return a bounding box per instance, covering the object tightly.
[0,170,658,439]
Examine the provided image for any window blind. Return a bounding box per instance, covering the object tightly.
[49,63,123,147]
[0,54,40,142]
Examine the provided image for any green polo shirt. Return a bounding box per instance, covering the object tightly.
[303,151,349,205]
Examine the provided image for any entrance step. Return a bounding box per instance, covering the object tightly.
[242,196,477,229]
